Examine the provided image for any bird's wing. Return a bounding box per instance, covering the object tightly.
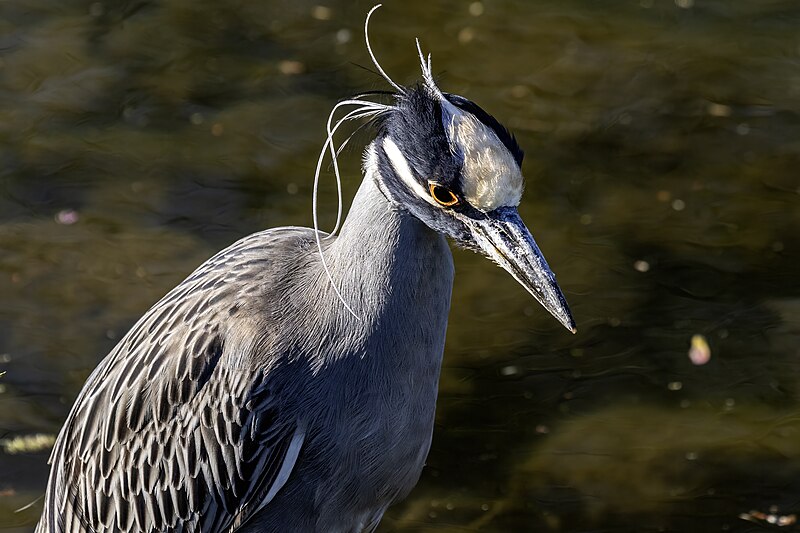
[38,229,313,533]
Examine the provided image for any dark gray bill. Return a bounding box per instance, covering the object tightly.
[467,206,576,333]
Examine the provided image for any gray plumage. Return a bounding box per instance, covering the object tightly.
[37,15,574,533]
[38,177,451,532]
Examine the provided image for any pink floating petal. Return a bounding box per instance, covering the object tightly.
[688,334,711,365]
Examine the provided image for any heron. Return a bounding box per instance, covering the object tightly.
[36,6,575,533]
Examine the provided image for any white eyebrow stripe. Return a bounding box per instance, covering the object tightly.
[382,137,438,207]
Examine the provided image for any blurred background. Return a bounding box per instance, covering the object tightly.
[1,0,798,531]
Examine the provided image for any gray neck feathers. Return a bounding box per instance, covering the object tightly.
[303,146,454,366]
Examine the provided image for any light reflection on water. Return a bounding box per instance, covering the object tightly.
[1,1,798,531]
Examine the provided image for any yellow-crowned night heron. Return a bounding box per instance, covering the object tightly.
[37,7,575,533]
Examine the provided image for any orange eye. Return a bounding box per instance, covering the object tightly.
[428,182,460,207]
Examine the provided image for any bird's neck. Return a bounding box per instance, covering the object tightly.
[320,158,454,329]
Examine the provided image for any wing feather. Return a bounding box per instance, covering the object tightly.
[36,229,313,533]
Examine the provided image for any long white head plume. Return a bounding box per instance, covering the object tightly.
[311,4,401,320]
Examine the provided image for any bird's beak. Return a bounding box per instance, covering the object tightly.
[466,206,576,333]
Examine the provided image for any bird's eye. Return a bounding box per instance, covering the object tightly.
[428,182,460,207]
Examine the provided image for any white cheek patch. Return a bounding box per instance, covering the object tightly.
[441,100,524,211]
[382,137,438,207]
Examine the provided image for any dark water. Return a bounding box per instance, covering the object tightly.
[1,0,799,531]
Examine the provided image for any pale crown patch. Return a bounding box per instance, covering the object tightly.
[442,100,523,211]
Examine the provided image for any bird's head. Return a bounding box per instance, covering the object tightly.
[314,6,575,330]
[362,59,575,333]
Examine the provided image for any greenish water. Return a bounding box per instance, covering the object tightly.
[1,0,799,531]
